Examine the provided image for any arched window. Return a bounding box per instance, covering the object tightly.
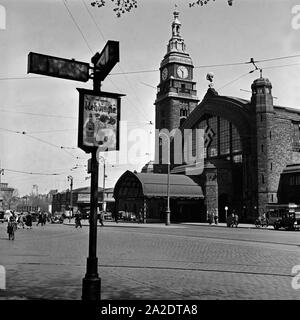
[196,115,242,160]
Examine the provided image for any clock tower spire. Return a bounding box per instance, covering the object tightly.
[154,8,199,173]
[155,8,199,132]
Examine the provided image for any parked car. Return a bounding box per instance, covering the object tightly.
[51,216,63,224]
[273,212,300,231]
[266,204,300,231]
[119,211,136,221]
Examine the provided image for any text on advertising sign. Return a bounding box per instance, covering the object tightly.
[77,89,123,153]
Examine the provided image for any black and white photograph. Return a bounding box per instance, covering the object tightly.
[0,0,299,315]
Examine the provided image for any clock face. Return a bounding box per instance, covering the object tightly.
[177,66,188,79]
[162,68,168,80]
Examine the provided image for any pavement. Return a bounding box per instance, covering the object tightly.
[1,220,298,301]
[63,218,267,230]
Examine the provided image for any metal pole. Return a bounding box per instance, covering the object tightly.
[82,149,101,300]
[102,160,106,212]
[67,176,73,222]
[82,61,101,300]
[159,132,171,225]
[165,160,171,226]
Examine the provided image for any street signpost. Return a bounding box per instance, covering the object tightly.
[28,52,90,82]
[28,40,123,301]
[91,40,119,81]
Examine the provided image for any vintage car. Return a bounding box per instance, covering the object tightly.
[266,204,300,231]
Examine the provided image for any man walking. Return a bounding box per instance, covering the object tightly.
[99,210,104,227]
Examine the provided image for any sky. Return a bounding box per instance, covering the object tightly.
[0,0,300,196]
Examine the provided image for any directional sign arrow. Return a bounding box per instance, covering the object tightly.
[28,52,90,82]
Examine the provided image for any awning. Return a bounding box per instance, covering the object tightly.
[114,170,204,199]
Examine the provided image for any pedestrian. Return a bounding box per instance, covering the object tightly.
[99,210,104,226]
[75,211,82,229]
[36,212,43,226]
[7,216,17,240]
[26,212,32,229]
[114,210,119,223]
[214,213,218,225]
[138,208,143,224]
[234,211,239,228]
[42,212,47,226]
[136,209,141,224]
[208,212,213,225]
[18,213,25,229]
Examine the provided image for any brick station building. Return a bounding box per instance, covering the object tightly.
[114,9,300,223]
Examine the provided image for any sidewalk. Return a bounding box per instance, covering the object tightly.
[63,219,270,230]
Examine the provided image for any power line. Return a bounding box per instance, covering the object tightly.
[80,0,151,121]
[0,108,77,119]
[81,0,106,42]
[0,76,46,81]
[62,0,94,54]
[3,168,70,176]
[26,129,76,134]
[0,54,300,81]
[217,71,252,90]
[0,127,81,160]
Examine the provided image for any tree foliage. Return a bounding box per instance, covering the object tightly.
[90,0,233,18]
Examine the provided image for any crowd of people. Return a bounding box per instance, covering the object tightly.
[4,210,51,240]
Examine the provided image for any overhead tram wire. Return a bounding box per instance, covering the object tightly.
[0,127,82,160]
[62,0,94,54]
[81,0,151,121]
[217,71,253,91]
[3,168,70,176]
[1,54,300,81]
[0,108,77,119]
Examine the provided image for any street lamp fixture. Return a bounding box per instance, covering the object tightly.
[67,175,73,222]
[98,156,106,212]
[158,132,171,226]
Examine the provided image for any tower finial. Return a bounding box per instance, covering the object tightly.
[172,5,181,37]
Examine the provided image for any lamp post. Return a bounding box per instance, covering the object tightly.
[158,132,171,226]
[98,156,106,212]
[67,175,73,222]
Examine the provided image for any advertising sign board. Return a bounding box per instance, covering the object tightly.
[77,89,123,153]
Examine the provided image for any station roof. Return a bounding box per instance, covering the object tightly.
[114,170,204,199]
[137,173,204,198]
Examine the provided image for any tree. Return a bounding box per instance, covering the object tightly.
[90,0,233,18]
[3,189,19,210]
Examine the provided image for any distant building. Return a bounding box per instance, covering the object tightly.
[52,187,115,214]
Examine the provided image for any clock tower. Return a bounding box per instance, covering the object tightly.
[155,8,199,132]
[154,8,199,173]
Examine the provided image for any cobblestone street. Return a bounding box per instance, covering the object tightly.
[0,221,299,300]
